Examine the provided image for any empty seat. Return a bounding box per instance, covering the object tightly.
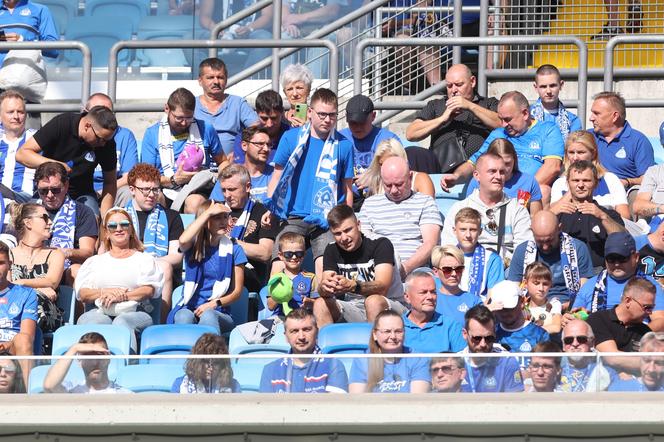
[228,322,289,355]
[86,0,150,31]
[63,16,134,67]
[39,0,79,35]
[231,357,272,393]
[116,364,185,393]
[318,323,372,354]
[139,324,218,364]
[51,324,132,358]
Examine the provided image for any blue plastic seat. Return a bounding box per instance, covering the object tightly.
[86,0,149,31]
[29,357,123,393]
[51,324,132,359]
[63,16,134,67]
[429,175,467,218]
[39,0,79,36]
[134,30,191,68]
[139,324,218,364]
[256,286,274,320]
[228,322,289,355]
[231,357,272,393]
[318,323,372,354]
[116,364,185,393]
[137,15,196,33]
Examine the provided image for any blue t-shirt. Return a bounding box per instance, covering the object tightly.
[195,95,258,155]
[592,122,654,180]
[349,347,430,393]
[0,284,38,342]
[232,121,290,165]
[339,126,398,172]
[573,273,664,311]
[470,121,564,177]
[403,312,466,353]
[209,165,274,203]
[496,322,549,353]
[466,170,542,204]
[609,377,664,392]
[272,128,355,218]
[435,291,482,325]
[93,126,138,192]
[0,1,59,63]
[462,350,524,392]
[170,375,242,393]
[508,238,595,302]
[259,353,349,393]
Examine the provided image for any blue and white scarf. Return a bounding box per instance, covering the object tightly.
[49,195,76,269]
[167,236,234,323]
[530,98,573,140]
[522,232,580,300]
[178,374,234,394]
[265,122,339,229]
[229,198,254,241]
[126,201,169,257]
[590,269,647,313]
[464,244,485,298]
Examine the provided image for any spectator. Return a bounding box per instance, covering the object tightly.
[551,130,629,220]
[609,331,664,392]
[402,270,466,353]
[16,106,118,216]
[358,156,442,279]
[430,356,467,393]
[141,87,225,214]
[315,204,405,327]
[633,161,664,225]
[259,308,348,393]
[125,164,184,323]
[530,64,582,141]
[523,263,561,335]
[0,90,35,202]
[169,201,246,334]
[508,210,593,304]
[349,310,430,393]
[43,332,131,393]
[0,0,58,66]
[35,162,98,285]
[431,245,481,325]
[194,58,258,155]
[526,341,562,392]
[10,203,64,333]
[589,91,653,189]
[442,153,533,262]
[550,161,625,268]
[452,208,504,301]
[265,88,354,280]
[465,139,543,214]
[88,93,138,208]
[280,64,313,128]
[74,208,164,350]
[635,221,664,285]
[0,357,24,393]
[591,0,641,40]
[171,333,241,393]
[405,64,500,174]
[460,305,524,392]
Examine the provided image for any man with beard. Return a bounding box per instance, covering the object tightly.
[609,331,664,391]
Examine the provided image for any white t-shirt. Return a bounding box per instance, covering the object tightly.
[528,298,562,329]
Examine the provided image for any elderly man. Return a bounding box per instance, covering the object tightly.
[141,87,226,214]
[405,64,500,173]
[508,210,594,304]
[16,105,118,216]
[358,156,442,278]
[589,91,653,188]
[609,332,664,391]
[430,356,467,393]
[402,270,466,353]
[259,308,348,393]
[442,153,533,262]
[0,90,35,202]
[530,64,582,141]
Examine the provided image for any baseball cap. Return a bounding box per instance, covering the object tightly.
[604,231,636,258]
[345,95,374,123]
[487,280,521,310]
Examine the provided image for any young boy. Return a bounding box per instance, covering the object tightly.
[523,262,561,335]
[453,207,505,302]
[530,64,582,141]
[268,232,317,316]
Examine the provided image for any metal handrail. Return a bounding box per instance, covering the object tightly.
[0,41,91,112]
[354,36,588,126]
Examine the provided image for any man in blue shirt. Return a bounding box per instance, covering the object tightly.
[609,331,664,392]
[259,308,348,393]
[0,0,59,65]
[530,64,582,141]
[403,270,466,353]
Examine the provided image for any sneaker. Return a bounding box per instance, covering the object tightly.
[627,1,643,33]
[591,24,624,40]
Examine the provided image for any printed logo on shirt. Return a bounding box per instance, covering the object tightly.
[615,147,627,159]
[483,376,497,388]
[297,281,307,292]
[457,302,469,313]
[529,141,541,151]
[592,225,601,234]
[8,303,19,315]
[519,340,532,352]
[314,187,334,210]
[84,151,96,162]
[20,7,31,16]
[377,379,407,392]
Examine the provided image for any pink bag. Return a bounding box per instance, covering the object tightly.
[176,142,204,172]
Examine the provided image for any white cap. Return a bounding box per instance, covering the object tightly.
[487,280,522,310]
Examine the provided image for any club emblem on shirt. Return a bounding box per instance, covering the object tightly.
[20,8,32,16]
[615,147,627,159]
[529,141,541,151]
[483,376,497,388]
[314,187,334,209]
[8,303,19,315]
[592,225,601,234]
[519,340,532,352]
[457,302,469,312]
[84,151,96,162]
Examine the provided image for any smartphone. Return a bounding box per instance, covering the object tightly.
[0,31,6,42]
[294,103,308,121]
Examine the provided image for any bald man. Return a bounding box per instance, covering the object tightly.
[406,64,500,174]
[358,157,442,279]
[507,210,594,304]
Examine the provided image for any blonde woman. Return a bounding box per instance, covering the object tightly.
[431,245,481,324]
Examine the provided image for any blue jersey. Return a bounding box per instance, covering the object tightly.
[0,284,38,342]
[460,248,505,301]
[0,1,59,64]
[558,359,619,392]
[470,121,564,177]
[466,170,542,205]
[462,349,524,392]
[339,126,398,172]
[349,348,430,393]
[194,95,258,155]
[93,126,138,192]
[403,312,466,353]
[0,129,36,194]
[272,128,355,218]
[259,352,349,393]
[435,290,482,325]
[496,322,549,353]
[209,165,274,203]
[573,273,664,312]
[609,377,664,392]
[141,119,222,174]
[270,271,316,317]
[593,122,654,180]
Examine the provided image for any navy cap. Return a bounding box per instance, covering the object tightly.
[345,94,374,123]
[604,231,636,258]
[659,121,664,146]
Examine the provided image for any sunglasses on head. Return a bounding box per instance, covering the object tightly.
[106,220,131,231]
[282,251,305,260]
[562,335,589,346]
[37,186,63,197]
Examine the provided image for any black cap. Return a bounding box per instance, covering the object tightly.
[345,94,374,123]
[604,231,636,258]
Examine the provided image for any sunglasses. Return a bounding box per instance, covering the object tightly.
[106,220,131,231]
[282,251,305,260]
[29,213,50,223]
[562,335,589,346]
[631,297,655,313]
[436,265,465,276]
[37,186,63,197]
[468,334,496,345]
[606,255,630,264]
[0,364,16,374]
[431,365,458,375]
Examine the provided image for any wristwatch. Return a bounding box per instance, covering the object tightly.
[216,299,223,308]
[170,175,177,187]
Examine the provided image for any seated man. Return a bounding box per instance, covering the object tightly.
[315,204,405,327]
[36,162,97,285]
[259,308,348,393]
[633,163,664,223]
[430,355,468,393]
[403,270,465,353]
[635,220,664,286]
[0,90,36,202]
[530,64,582,141]
[527,341,562,392]
[609,331,664,392]
[141,87,226,214]
[125,164,184,322]
[43,332,131,393]
[358,156,442,278]
[551,160,625,267]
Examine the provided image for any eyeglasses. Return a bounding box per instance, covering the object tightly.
[468,334,496,345]
[562,335,589,346]
[89,124,106,144]
[132,185,161,196]
[282,251,305,260]
[431,365,458,375]
[29,213,50,223]
[485,209,498,235]
[313,111,337,121]
[376,328,405,335]
[606,254,630,264]
[169,112,195,124]
[106,220,131,231]
[630,297,655,313]
[529,362,556,372]
[435,265,465,276]
[248,140,273,149]
[0,364,16,374]
[37,186,63,197]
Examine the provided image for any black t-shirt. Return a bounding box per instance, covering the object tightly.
[134,206,184,244]
[34,113,117,198]
[587,308,651,352]
[46,201,99,247]
[558,202,624,267]
[638,240,664,285]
